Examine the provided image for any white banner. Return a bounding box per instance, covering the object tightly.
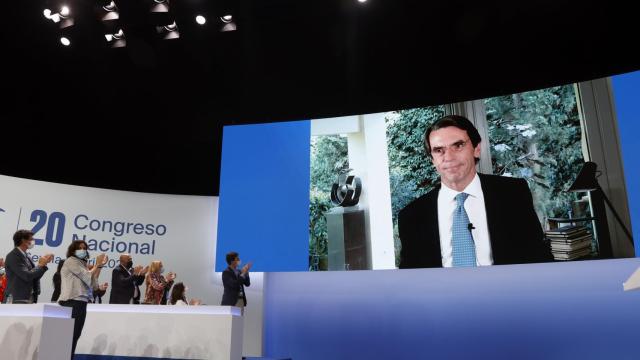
[0,174,263,356]
[0,174,217,303]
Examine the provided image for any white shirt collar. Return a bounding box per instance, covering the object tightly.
[16,247,27,257]
[440,173,482,202]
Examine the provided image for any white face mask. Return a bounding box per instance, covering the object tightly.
[0,267,5,276]
[27,240,35,250]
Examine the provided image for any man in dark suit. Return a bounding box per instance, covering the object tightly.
[109,254,147,304]
[3,230,53,303]
[221,251,251,314]
[399,115,553,268]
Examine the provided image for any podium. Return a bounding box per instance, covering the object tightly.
[0,304,74,360]
[76,304,243,360]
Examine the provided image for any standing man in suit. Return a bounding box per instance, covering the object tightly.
[3,229,54,303]
[109,253,147,304]
[221,251,251,314]
[399,115,552,269]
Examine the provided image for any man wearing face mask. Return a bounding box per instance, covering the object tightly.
[109,253,148,304]
[221,251,251,315]
[3,230,54,303]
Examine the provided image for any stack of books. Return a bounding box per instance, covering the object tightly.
[545,225,593,261]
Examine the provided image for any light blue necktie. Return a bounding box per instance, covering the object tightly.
[452,192,477,267]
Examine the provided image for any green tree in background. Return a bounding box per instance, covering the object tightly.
[386,107,445,265]
[309,135,348,270]
[309,85,584,268]
[485,85,584,222]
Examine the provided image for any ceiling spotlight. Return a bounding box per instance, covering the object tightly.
[44,5,73,28]
[151,0,169,13]
[44,8,61,23]
[219,15,236,32]
[357,0,367,2]
[195,15,206,25]
[102,1,119,20]
[60,37,71,46]
[105,28,124,40]
[45,9,72,27]
[105,29,126,48]
[165,22,177,31]
[103,1,117,12]
[156,21,179,40]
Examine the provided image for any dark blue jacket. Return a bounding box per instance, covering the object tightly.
[399,173,553,268]
[221,266,250,306]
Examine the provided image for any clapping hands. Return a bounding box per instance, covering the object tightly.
[37,254,54,267]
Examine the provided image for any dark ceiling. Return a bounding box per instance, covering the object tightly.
[2,1,639,196]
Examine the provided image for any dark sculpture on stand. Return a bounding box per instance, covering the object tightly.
[330,172,362,207]
[326,170,368,270]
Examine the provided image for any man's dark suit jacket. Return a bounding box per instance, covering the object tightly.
[109,265,145,304]
[3,248,48,303]
[399,174,553,268]
[221,267,250,306]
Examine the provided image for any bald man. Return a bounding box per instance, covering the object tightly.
[109,254,148,304]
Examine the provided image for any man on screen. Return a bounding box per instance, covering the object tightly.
[398,115,552,268]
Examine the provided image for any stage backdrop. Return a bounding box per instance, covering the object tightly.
[0,174,263,356]
[612,70,640,255]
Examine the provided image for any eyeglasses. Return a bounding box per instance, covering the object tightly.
[430,140,469,157]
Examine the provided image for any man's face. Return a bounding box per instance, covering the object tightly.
[232,257,241,268]
[123,255,132,267]
[428,126,481,189]
[23,235,35,249]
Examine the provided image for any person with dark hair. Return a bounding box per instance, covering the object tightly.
[3,229,54,303]
[58,240,109,359]
[109,253,147,304]
[170,282,201,305]
[51,259,65,302]
[221,252,251,314]
[399,115,553,269]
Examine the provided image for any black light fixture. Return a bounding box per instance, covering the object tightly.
[43,1,75,46]
[156,21,180,40]
[568,161,634,257]
[219,14,236,32]
[217,0,237,32]
[151,0,170,13]
[568,162,599,192]
[101,1,119,21]
[98,1,126,48]
[105,29,126,48]
[147,0,179,40]
[44,3,74,29]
